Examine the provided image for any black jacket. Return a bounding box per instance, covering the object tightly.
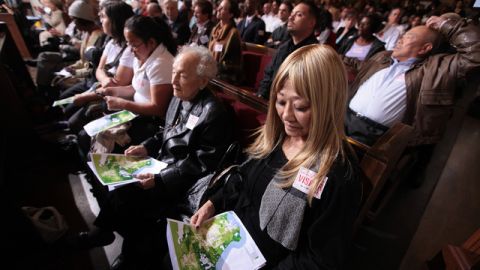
[164,15,191,46]
[189,20,215,47]
[142,89,234,199]
[266,23,289,48]
[334,27,357,46]
[237,15,267,44]
[257,34,318,99]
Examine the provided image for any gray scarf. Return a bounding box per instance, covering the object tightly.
[259,164,320,250]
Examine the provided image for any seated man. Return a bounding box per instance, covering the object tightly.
[345,14,480,147]
[256,0,318,99]
[237,0,266,44]
[163,0,191,45]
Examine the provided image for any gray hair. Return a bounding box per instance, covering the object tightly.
[175,45,218,80]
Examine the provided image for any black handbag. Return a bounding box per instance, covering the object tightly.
[176,142,244,221]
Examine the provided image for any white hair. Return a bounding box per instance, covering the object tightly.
[175,45,218,80]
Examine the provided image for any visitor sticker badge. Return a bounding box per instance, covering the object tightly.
[214,43,223,52]
[200,35,209,44]
[293,167,329,199]
[185,114,200,130]
[258,30,265,36]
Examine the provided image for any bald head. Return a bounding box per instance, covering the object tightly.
[392,25,443,62]
[147,3,162,17]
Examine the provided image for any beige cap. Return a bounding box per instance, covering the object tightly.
[68,0,96,22]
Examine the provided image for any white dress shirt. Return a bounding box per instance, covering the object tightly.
[349,57,417,127]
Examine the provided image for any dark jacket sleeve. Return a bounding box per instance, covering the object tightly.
[254,19,267,45]
[156,101,234,197]
[256,51,280,99]
[273,163,362,270]
[142,129,163,157]
[176,22,191,46]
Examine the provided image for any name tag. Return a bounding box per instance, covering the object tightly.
[214,43,223,52]
[292,167,328,199]
[185,114,199,130]
[258,30,265,36]
[200,35,209,44]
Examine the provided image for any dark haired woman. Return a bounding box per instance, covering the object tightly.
[338,14,385,62]
[85,15,177,153]
[208,0,243,84]
[55,1,135,136]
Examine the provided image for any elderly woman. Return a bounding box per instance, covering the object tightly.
[191,45,362,269]
[72,46,234,270]
[208,0,243,84]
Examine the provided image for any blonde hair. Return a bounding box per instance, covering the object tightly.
[246,44,349,204]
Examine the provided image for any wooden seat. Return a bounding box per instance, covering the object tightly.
[0,13,32,59]
[352,122,414,235]
[427,228,480,270]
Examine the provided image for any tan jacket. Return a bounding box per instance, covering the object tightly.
[349,18,480,146]
[208,21,243,84]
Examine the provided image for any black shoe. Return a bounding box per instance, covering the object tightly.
[69,228,115,250]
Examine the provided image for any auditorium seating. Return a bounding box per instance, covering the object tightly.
[350,122,414,235]
[0,12,32,59]
[427,228,480,269]
[241,42,276,91]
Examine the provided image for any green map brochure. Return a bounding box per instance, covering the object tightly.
[52,96,74,107]
[166,211,266,270]
[83,110,137,136]
[88,153,167,186]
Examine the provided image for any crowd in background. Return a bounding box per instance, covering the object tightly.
[2,0,480,269]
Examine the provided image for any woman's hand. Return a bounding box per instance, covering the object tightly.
[73,93,92,106]
[124,145,148,157]
[101,77,118,88]
[135,173,155,189]
[104,96,126,111]
[48,28,61,36]
[190,200,215,229]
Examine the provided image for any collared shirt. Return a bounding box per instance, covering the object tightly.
[132,44,174,103]
[349,57,418,127]
[245,15,254,28]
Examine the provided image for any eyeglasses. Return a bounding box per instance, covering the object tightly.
[127,42,145,50]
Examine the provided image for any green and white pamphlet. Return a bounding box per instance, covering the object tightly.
[52,96,74,107]
[167,211,266,270]
[83,110,137,136]
[88,153,167,187]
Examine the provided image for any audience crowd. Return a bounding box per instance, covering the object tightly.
[5,0,480,268]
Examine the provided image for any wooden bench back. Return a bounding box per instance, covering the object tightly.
[353,122,414,234]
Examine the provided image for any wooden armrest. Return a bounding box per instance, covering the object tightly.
[208,79,268,113]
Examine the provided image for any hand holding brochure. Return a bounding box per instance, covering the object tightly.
[52,96,74,107]
[88,153,167,187]
[54,68,73,78]
[167,211,266,270]
[83,110,137,136]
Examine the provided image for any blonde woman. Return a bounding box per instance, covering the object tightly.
[191,44,362,269]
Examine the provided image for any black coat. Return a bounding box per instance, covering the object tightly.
[237,16,267,44]
[164,15,191,46]
[143,89,234,198]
